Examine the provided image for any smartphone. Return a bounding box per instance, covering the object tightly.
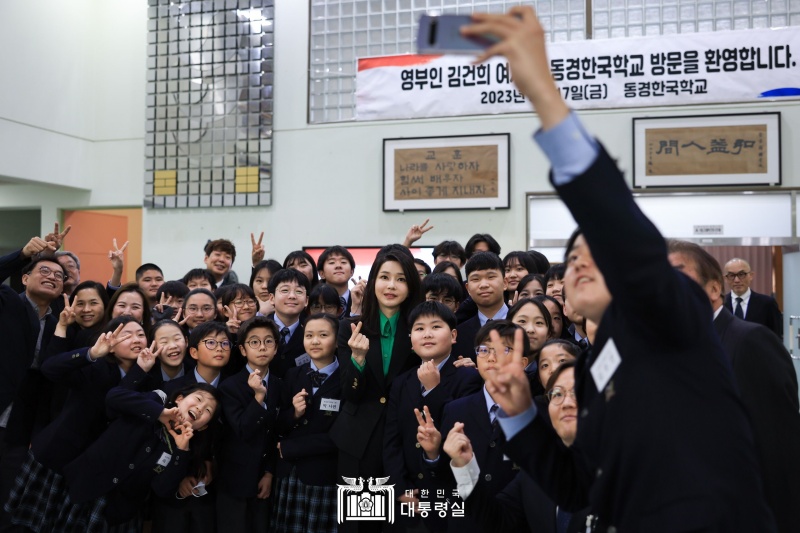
[416,14,498,55]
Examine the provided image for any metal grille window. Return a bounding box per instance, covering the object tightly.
[145,0,274,209]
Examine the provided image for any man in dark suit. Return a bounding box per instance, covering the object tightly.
[723,257,783,338]
[452,252,508,360]
[0,257,64,528]
[471,7,776,531]
[669,241,800,533]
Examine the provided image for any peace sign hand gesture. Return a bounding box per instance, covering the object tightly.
[223,305,241,334]
[348,322,369,366]
[108,238,129,272]
[58,294,77,328]
[44,222,71,251]
[483,328,532,417]
[89,323,125,360]
[415,405,441,460]
[251,232,265,266]
[403,218,434,247]
[137,341,161,372]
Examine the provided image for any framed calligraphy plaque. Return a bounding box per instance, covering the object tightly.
[633,112,781,188]
[383,134,510,211]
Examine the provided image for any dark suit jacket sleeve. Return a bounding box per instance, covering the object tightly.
[105,387,166,422]
[465,474,527,533]
[554,146,712,346]
[763,295,783,338]
[0,249,31,284]
[40,346,95,385]
[504,412,590,512]
[219,376,272,442]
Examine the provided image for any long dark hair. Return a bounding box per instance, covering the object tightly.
[164,382,222,479]
[106,283,152,333]
[359,251,422,336]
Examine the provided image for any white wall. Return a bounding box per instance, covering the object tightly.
[1,1,798,281]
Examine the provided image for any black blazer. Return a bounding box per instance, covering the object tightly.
[383,357,482,495]
[330,317,418,461]
[275,362,341,485]
[505,145,775,532]
[452,315,481,360]
[217,366,282,499]
[64,389,191,526]
[31,347,122,472]
[467,470,594,533]
[439,391,520,533]
[268,313,307,379]
[714,307,800,533]
[724,290,783,339]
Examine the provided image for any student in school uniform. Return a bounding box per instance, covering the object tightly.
[331,249,422,533]
[251,259,283,316]
[316,246,357,317]
[383,302,482,532]
[283,250,320,289]
[216,316,282,533]
[152,281,190,322]
[182,269,217,291]
[423,320,531,533]
[307,283,344,318]
[5,317,153,532]
[422,273,464,316]
[180,288,218,336]
[150,320,232,533]
[266,269,311,379]
[59,380,221,532]
[452,252,508,360]
[273,313,342,533]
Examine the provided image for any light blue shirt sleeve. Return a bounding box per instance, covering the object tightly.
[533,112,599,186]
[497,403,537,441]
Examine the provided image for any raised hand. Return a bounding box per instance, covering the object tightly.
[483,328,532,416]
[348,322,369,365]
[350,277,366,315]
[258,298,274,316]
[257,472,273,499]
[168,420,194,451]
[58,294,77,328]
[403,218,434,247]
[44,222,71,251]
[108,238,128,272]
[137,341,161,372]
[158,407,180,427]
[248,369,267,404]
[508,290,519,308]
[443,421,474,467]
[292,389,308,419]
[223,305,241,334]
[22,236,57,258]
[89,322,125,360]
[415,405,442,460]
[251,231,265,266]
[417,360,441,392]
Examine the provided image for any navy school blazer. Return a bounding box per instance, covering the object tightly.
[267,312,307,379]
[275,362,342,486]
[216,366,282,499]
[31,347,122,472]
[64,388,191,526]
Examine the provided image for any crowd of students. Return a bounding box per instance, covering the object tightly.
[0,219,589,533]
[1,6,799,533]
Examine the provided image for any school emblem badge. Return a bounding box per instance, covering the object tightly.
[337,476,395,524]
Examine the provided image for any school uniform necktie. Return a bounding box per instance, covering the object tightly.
[339,296,348,318]
[490,404,500,432]
[556,506,572,533]
[734,297,744,318]
[280,327,290,345]
[308,370,329,388]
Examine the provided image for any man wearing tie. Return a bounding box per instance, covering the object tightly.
[723,257,782,339]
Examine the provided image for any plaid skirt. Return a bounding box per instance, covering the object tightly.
[4,452,141,533]
[272,466,338,533]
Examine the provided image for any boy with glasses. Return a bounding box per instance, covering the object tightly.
[266,269,311,378]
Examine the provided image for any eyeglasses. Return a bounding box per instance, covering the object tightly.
[437,253,462,262]
[277,288,307,297]
[201,339,231,350]
[547,387,577,406]
[186,305,215,314]
[725,271,751,281]
[310,303,339,313]
[36,266,66,282]
[233,299,257,308]
[426,295,457,306]
[475,345,511,358]
[246,338,276,349]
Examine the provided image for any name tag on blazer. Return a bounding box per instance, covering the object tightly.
[157,452,172,467]
[295,353,312,366]
[320,398,341,413]
[591,338,621,393]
